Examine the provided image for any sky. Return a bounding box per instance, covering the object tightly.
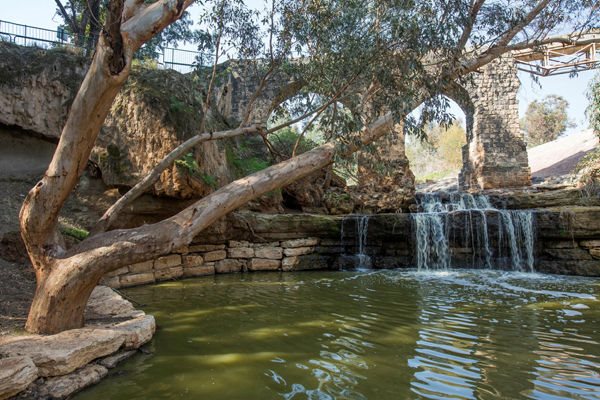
[2,0,597,134]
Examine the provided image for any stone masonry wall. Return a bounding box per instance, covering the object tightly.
[459,55,531,189]
[100,237,336,289]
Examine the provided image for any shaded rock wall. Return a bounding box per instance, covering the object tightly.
[103,207,600,289]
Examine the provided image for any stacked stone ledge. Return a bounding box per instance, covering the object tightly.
[100,237,330,289]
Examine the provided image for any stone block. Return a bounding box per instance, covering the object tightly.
[203,250,227,262]
[248,258,281,271]
[153,254,182,270]
[128,260,154,274]
[215,259,243,274]
[0,356,38,400]
[0,329,125,377]
[282,255,329,271]
[283,246,315,256]
[85,286,139,319]
[189,244,226,252]
[173,245,189,254]
[37,364,108,399]
[183,255,204,268]
[580,240,600,249]
[254,246,283,259]
[105,266,129,277]
[183,264,215,277]
[154,266,184,281]
[98,350,137,369]
[543,248,592,261]
[120,272,155,288]
[228,247,254,258]
[281,238,319,248]
[107,315,156,350]
[229,240,251,248]
[590,249,600,260]
[252,241,280,248]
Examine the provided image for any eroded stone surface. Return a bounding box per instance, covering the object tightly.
[85,286,140,320]
[0,356,38,400]
[37,364,108,399]
[105,315,156,350]
[0,329,124,377]
[98,350,137,369]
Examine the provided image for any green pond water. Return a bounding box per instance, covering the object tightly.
[77,270,600,400]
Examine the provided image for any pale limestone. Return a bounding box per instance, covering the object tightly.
[228,247,254,258]
[229,240,251,248]
[153,254,182,270]
[128,260,153,274]
[98,350,137,369]
[38,364,108,399]
[0,329,124,377]
[281,238,319,248]
[98,275,120,288]
[203,250,227,262]
[283,247,315,256]
[120,272,155,287]
[215,259,243,274]
[248,258,281,271]
[107,315,156,350]
[580,240,600,249]
[154,266,184,281]
[0,356,38,400]
[183,254,204,267]
[254,246,283,259]
[85,286,138,320]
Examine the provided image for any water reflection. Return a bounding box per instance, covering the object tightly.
[76,270,600,400]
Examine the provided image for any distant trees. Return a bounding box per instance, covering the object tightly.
[406,120,466,182]
[521,95,574,147]
[588,74,600,137]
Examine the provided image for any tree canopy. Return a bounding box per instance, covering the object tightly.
[521,95,574,147]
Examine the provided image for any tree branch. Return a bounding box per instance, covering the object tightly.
[92,124,263,233]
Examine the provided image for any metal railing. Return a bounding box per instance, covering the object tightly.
[0,20,201,73]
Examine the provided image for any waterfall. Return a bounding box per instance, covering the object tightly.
[341,214,372,269]
[413,192,535,272]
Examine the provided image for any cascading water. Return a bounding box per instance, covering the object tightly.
[412,192,535,272]
[341,214,372,269]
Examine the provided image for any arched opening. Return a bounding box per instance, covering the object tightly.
[405,94,472,188]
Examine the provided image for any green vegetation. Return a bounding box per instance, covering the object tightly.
[521,95,574,147]
[588,73,600,137]
[60,226,90,241]
[406,120,466,182]
[175,152,218,189]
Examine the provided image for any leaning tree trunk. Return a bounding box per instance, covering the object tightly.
[20,0,196,334]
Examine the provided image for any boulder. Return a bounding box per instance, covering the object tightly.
[0,356,38,400]
[107,315,156,350]
[37,364,108,399]
[85,286,140,320]
[0,329,124,377]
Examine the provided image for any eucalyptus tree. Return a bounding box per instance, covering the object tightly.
[20,0,600,334]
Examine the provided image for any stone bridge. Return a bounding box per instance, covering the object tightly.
[217,55,530,191]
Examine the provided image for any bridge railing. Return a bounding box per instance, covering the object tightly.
[0,20,204,73]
